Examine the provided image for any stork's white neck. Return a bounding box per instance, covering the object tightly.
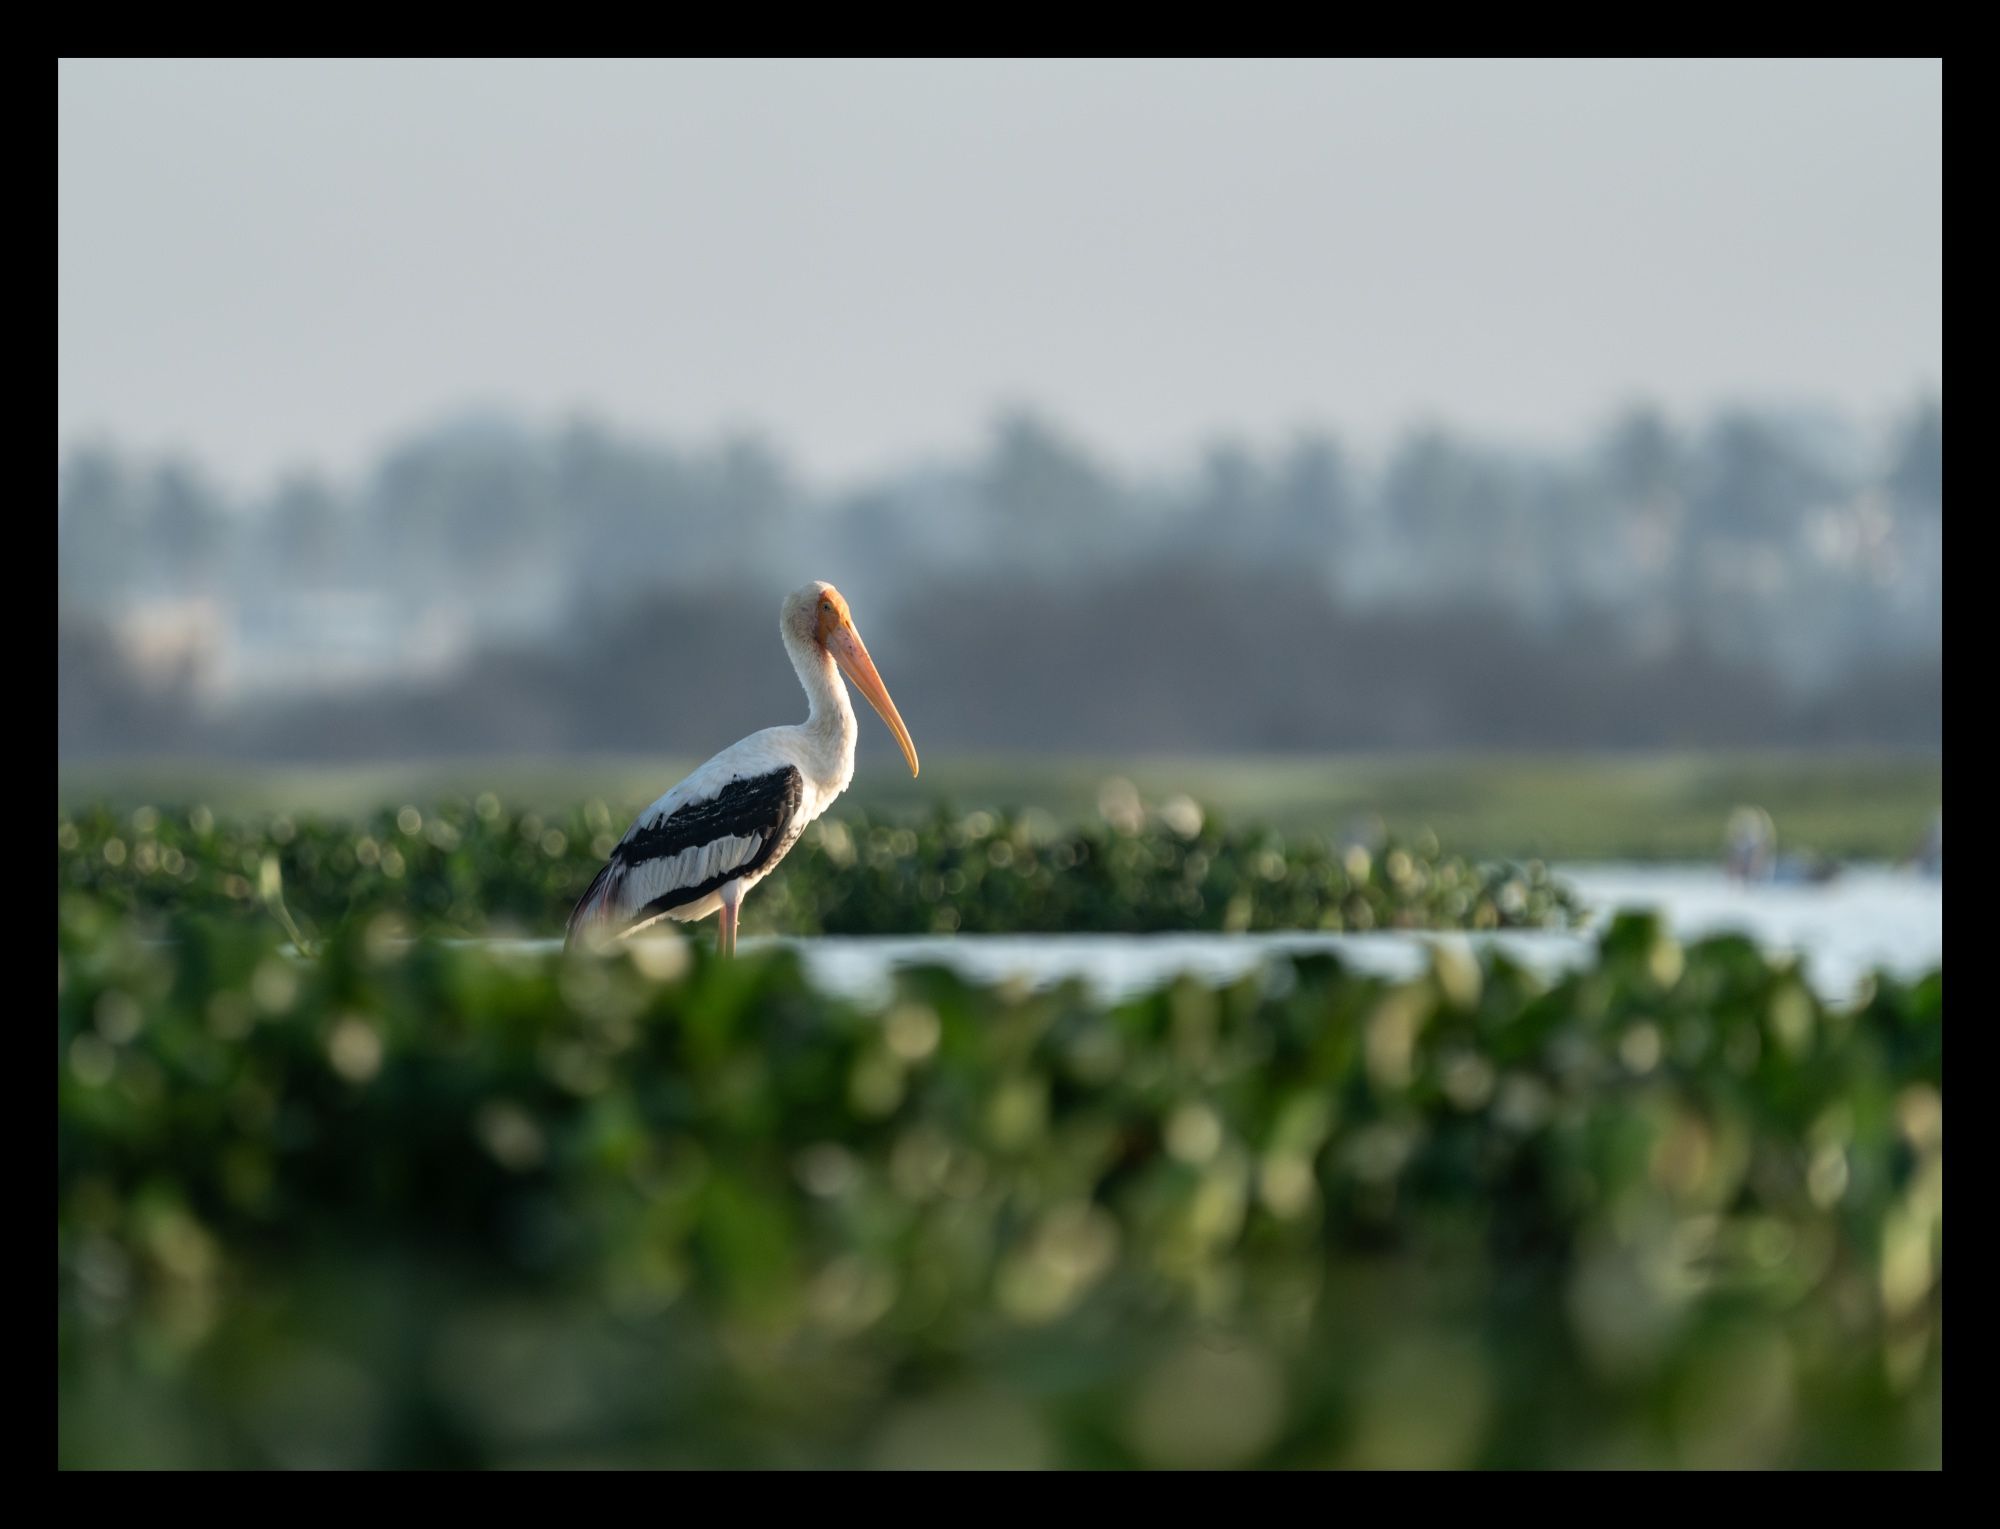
[784,617,857,781]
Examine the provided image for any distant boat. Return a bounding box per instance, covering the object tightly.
[1723,805,1839,885]
[1723,806,1776,882]
[1767,854,1841,886]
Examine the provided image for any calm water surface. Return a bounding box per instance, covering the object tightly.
[508,863,1941,1006]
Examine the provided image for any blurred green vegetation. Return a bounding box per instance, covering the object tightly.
[58,898,1941,1468]
[57,750,1943,861]
[57,799,1578,941]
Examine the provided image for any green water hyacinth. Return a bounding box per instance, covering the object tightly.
[57,799,1581,940]
[58,899,1939,1469]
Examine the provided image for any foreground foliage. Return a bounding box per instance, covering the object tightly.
[58,898,1942,1468]
[57,798,1579,940]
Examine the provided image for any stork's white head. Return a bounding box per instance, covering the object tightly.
[783,581,920,777]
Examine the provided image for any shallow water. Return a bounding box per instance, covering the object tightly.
[1562,863,1940,998]
[503,863,1941,1007]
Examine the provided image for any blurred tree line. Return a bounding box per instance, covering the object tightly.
[57,401,1942,758]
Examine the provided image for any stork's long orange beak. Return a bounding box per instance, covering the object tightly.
[827,621,920,777]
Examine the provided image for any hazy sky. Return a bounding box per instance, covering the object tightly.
[58,58,1942,493]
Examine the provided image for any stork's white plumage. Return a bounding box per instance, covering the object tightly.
[566,581,919,954]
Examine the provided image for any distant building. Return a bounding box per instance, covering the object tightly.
[226,589,473,697]
[116,597,226,703]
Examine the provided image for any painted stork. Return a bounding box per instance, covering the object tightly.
[565,580,919,954]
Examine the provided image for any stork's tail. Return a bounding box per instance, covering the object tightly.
[565,862,622,950]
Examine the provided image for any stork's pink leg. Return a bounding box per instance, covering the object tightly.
[717,880,742,957]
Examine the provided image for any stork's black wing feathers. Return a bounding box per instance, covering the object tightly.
[566,766,805,946]
[619,767,803,871]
